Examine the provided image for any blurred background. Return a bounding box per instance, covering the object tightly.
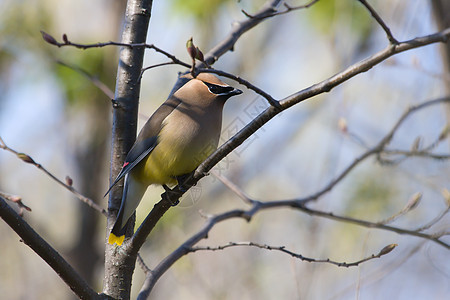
[0,0,449,299]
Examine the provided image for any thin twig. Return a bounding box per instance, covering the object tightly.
[0,191,31,216]
[139,62,180,81]
[0,136,107,216]
[330,243,423,299]
[192,30,450,189]
[242,0,320,19]
[56,60,115,99]
[210,170,254,205]
[189,241,397,268]
[381,149,450,160]
[41,31,191,70]
[378,192,422,225]
[137,253,152,276]
[296,204,448,249]
[140,192,446,294]
[413,203,450,232]
[358,0,399,44]
[196,68,280,108]
[202,0,284,66]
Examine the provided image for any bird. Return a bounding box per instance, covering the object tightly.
[105,73,242,246]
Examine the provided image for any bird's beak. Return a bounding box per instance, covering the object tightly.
[230,88,243,96]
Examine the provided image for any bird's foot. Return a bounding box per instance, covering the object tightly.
[161,186,181,206]
[176,173,195,192]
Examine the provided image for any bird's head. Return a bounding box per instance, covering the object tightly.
[176,73,242,107]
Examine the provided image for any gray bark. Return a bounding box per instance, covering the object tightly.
[103,1,153,299]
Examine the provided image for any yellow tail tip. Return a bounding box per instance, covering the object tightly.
[108,233,125,246]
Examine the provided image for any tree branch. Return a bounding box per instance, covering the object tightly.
[202,0,284,66]
[358,0,398,44]
[194,67,280,107]
[189,241,397,268]
[56,60,115,100]
[0,196,106,299]
[136,97,449,296]
[242,0,320,19]
[103,0,154,299]
[40,31,192,72]
[141,193,447,294]
[0,136,106,216]
[192,28,450,185]
[297,204,449,248]
[0,190,31,216]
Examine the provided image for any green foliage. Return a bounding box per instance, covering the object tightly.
[169,0,231,20]
[308,0,373,40]
[55,50,108,106]
[344,173,397,218]
[0,2,53,75]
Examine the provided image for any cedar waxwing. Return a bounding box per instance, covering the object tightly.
[105,73,242,245]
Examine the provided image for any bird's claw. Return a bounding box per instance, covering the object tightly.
[161,189,181,206]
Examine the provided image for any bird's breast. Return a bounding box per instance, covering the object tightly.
[135,107,222,185]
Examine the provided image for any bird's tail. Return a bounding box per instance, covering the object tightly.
[108,219,129,246]
[108,173,147,246]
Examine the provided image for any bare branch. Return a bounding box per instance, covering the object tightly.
[297,205,449,249]
[137,209,247,298]
[190,241,397,268]
[155,96,450,271]
[0,137,107,216]
[195,68,280,108]
[190,29,450,191]
[358,0,399,44]
[56,60,115,99]
[0,191,31,216]
[378,192,422,225]
[413,192,450,232]
[137,253,152,276]
[210,170,255,205]
[139,62,181,80]
[242,0,320,20]
[331,243,423,299]
[140,190,446,295]
[203,0,284,66]
[40,32,191,75]
[381,149,450,160]
[0,196,105,299]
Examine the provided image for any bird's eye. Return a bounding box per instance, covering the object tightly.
[208,84,221,94]
[204,82,234,95]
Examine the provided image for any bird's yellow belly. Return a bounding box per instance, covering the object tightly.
[133,126,218,186]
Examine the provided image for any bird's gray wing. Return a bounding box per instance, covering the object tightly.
[104,96,182,197]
